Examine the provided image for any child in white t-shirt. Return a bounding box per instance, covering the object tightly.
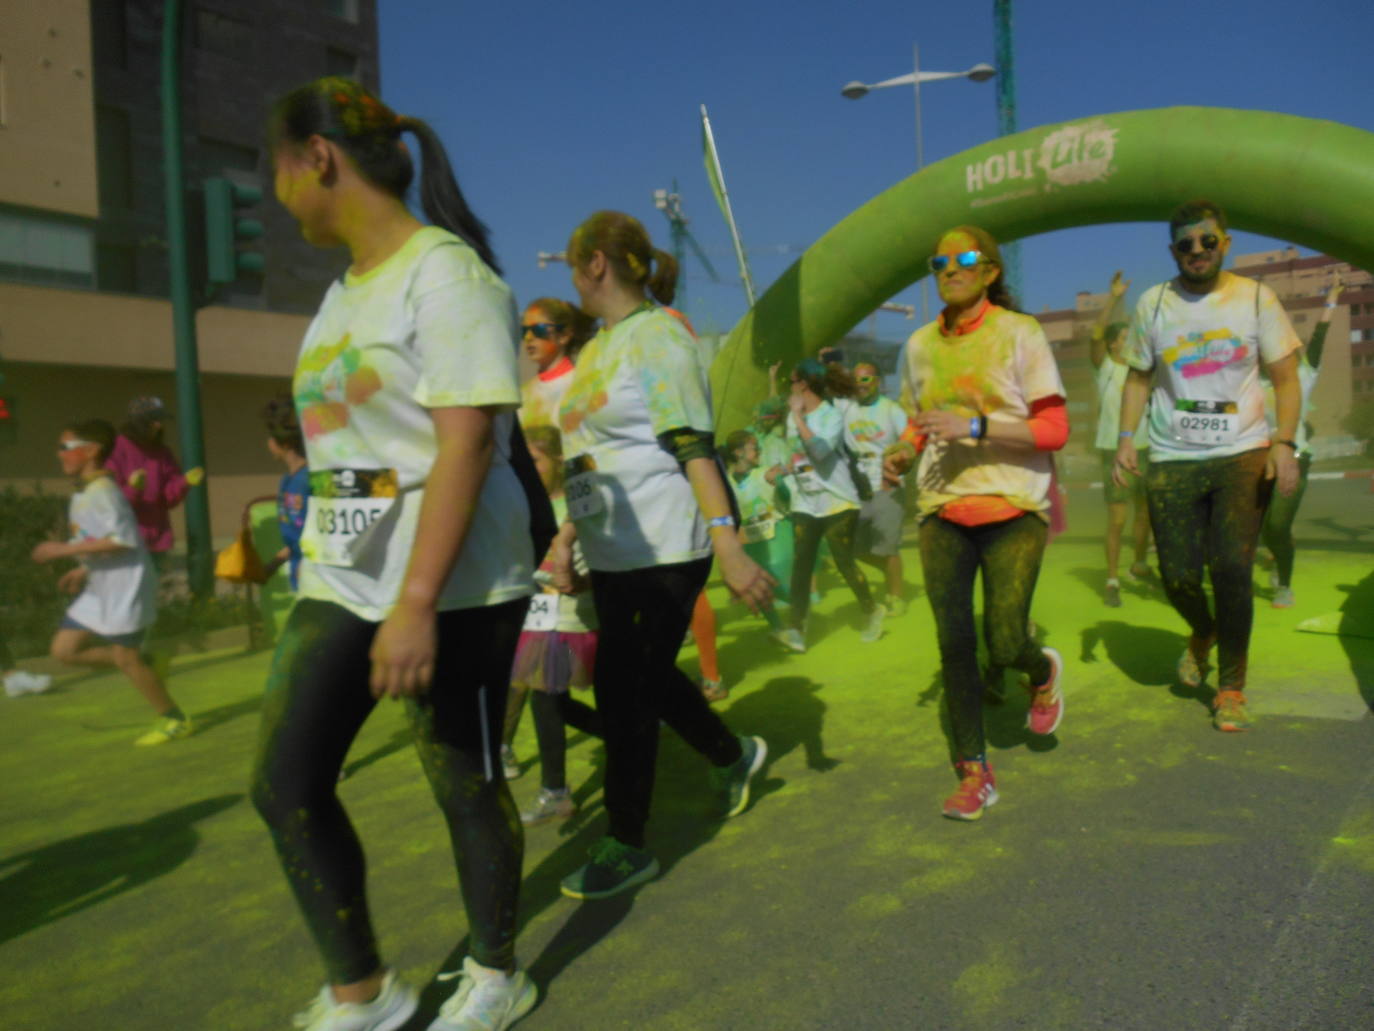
[32,419,190,746]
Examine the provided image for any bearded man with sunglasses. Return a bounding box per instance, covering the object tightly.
[1113,200,1301,733]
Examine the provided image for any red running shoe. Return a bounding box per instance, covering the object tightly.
[1212,690,1252,732]
[1026,647,1064,736]
[942,760,999,821]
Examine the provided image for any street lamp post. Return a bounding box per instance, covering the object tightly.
[842,46,996,321]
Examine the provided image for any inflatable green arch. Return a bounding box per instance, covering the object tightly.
[710,106,1374,432]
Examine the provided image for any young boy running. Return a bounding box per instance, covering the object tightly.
[32,419,190,745]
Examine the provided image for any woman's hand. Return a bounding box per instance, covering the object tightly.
[370,600,437,700]
[549,525,580,593]
[787,392,806,416]
[1326,273,1344,307]
[716,539,776,614]
[883,441,917,481]
[914,409,972,443]
[31,541,70,564]
[1109,270,1130,299]
[57,567,88,594]
[1112,438,1139,488]
[763,464,786,485]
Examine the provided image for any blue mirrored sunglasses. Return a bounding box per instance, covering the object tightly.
[521,322,565,340]
[928,250,984,273]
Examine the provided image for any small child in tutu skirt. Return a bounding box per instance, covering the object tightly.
[505,425,603,826]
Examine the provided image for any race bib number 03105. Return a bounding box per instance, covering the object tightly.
[1171,400,1239,446]
[303,468,399,567]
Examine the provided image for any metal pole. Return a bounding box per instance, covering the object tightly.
[161,0,212,598]
[993,0,1022,301]
[913,42,930,322]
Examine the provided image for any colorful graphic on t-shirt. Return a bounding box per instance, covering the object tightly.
[1162,328,1249,380]
[293,333,385,440]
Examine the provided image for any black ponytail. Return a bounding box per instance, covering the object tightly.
[270,77,501,275]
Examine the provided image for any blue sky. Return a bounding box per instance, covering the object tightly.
[379,0,1374,341]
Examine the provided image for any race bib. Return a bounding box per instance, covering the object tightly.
[793,460,824,495]
[522,592,559,632]
[858,452,884,492]
[740,517,776,544]
[564,455,605,520]
[303,468,398,567]
[1171,400,1239,446]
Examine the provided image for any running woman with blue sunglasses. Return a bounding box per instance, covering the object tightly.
[885,225,1069,821]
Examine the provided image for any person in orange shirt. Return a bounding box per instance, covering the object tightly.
[885,225,1069,822]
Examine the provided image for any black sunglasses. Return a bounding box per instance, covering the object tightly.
[521,322,565,340]
[1173,235,1220,255]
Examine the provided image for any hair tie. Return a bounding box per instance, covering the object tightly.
[625,252,648,280]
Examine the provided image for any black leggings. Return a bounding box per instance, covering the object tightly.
[789,510,874,629]
[530,690,603,792]
[250,597,526,983]
[1146,450,1270,689]
[1261,452,1312,588]
[919,513,1051,762]
[591,558,743,849]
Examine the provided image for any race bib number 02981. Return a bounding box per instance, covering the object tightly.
[1171,400,1239,446]
[304,468,399,567]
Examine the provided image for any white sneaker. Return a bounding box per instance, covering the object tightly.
[500,744,521,781]
[4,671,54,697]
[859,603,887,643]
[430,957,537,1031]
[292,969,418,1031]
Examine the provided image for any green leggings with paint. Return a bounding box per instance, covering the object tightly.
[1146,449,1270,690]
[250,596,527,983]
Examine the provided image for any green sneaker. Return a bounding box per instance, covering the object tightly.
[560,836,659,900]
[133,715,193,747]
[712,735,768,818]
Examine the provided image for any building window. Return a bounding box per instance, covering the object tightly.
[325,46,358,78]
[196,8,252,61]
[325,0,359,22]
[0,208,95,289]
[95,106,134,211]
[199,137,260,176]
[91,2,129,70]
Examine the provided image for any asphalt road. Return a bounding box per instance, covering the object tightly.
[1,479,1370,1030]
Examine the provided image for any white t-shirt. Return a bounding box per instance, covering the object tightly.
[1094,357,1149,450]
[558,305,713,572]
[519,356,575,431]
[292,226,535,622]
[844,395,910,493]
[1123,272,1300,462]
[899,305,1065,519]
[784,401,860,518]
[66,475,157,636]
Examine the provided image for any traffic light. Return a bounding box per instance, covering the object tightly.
[203,177,265,287]
[0,394,15,445]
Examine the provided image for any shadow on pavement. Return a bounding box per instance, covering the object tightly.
[0,793,243,946]
[1338,570,1374,711]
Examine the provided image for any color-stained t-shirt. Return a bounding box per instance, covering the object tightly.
[292,225,534,621]
[520,355,575,432]
[559,305,713,572]
[843,394,911,493]
[1094,356,1149,450]
[1122,271,1300,462]
[899,305,1065,520]
[730,466,782,528]
[277,465,309,591]
[783,401,860,518]
[65,475,157,636]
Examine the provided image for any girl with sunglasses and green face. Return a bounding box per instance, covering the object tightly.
[884,224,1070,821]
[517,297,596,433]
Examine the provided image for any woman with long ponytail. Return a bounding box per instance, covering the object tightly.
[251,77,541,1031]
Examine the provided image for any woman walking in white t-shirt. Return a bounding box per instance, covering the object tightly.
[776,359,883,653]
[251,77,542,1031]
[552,210,774,900]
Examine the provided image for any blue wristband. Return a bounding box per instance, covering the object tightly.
[707,515,735,529]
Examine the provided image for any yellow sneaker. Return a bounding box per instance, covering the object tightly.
[134,715,193,747]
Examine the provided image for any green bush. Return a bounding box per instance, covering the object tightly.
[0,486,75,660]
